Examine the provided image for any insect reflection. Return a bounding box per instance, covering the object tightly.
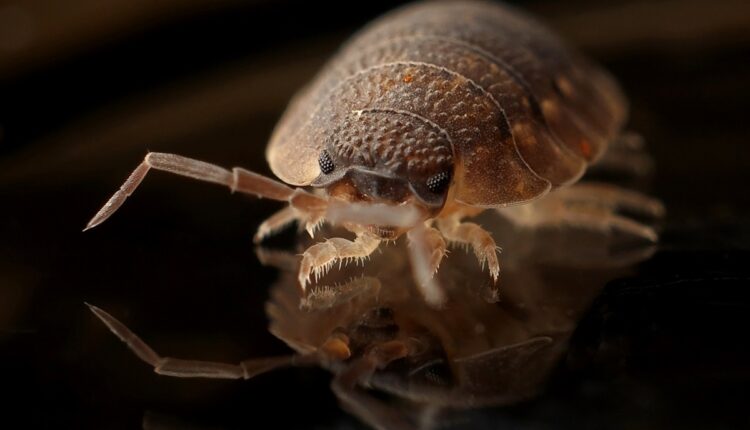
[89,195,656,430]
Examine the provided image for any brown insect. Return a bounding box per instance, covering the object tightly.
[88,208,658,429]
[85,0,656,306]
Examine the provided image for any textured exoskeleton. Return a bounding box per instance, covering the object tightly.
[86,0,660,306]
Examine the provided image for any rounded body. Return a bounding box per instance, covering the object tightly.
[267,0,626,208]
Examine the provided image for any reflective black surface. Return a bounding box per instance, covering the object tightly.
[1,1,749,429]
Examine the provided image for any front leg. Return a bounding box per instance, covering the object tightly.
[298,232,381,290]
[253,205,324,243]
[437,216,501,282]
[407,224,448,307]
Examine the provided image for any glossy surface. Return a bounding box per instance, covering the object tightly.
[1,0,749,428]
[266,213,653,415]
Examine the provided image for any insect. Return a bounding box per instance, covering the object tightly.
[88,207,658,429]
[85,0,655,306]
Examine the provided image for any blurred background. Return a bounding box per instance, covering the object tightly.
[0,0,749,428]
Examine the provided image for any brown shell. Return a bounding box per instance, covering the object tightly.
[267,0,627,207]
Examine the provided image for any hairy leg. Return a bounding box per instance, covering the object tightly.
[253,205,324,243]
[301,276,382,311]
[423,226,448,275]
[436,216,501,282]
[298,232,381,290]
[407,224,447,307]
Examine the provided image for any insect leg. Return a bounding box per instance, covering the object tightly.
[331,341,414,430]
[554,182,665,219]
[407,224,447,307]
[300,276,381,311]
[498,182,663,242]
[436,217,501,282]
[298,232,381,291]
[253,206,299,243]
[84,152,326,231]
[589,132,655,179]
[87,303,305,379]
[423,226,448,274]
[254,247,300,272]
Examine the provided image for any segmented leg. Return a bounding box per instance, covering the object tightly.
[87,303,300,379]
[253,206,298,243]
[437,217,501,282]
[555,182,665,218]
[254,247,300,272]
[407,224,447,307]
[253,205,325,244]
[298,232,381,290]
[331,341,413,430]
[256,246,384,310]
[84,152,327,232]
[590,132,655,178]
[423,226,448,275]
[498,182,664,242]
[301,276,382,311]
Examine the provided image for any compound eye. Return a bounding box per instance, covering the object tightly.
[426,171,451,194]
[318,150,335,174]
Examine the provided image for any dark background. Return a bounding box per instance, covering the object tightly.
[1,0,749,428]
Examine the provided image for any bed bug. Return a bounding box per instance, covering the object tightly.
[84,0,656,306]
[88,205,658,429]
